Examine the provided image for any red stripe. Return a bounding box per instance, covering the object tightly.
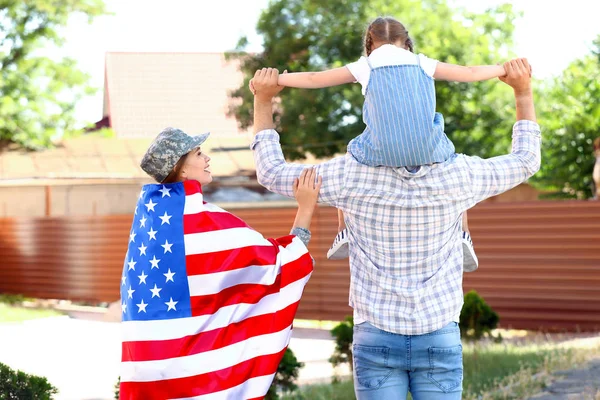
[120,348,286,400]
[190,252,313,317]
[183,180,202,196]
[185,244,279,275]
[183,210,250,234]
[122,302,300,362]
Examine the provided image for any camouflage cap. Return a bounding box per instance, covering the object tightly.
[140,127,210,182]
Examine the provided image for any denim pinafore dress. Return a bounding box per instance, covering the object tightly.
[347,56,455,167]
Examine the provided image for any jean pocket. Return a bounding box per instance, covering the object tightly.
[353,344,392,390]
[427,345,463,392]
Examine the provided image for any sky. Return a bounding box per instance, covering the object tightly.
[57,0,600,126]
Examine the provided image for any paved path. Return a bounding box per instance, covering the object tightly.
[0,316,345,400]
[528,357,600,400]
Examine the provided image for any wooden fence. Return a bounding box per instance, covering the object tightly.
[1,201,599,332]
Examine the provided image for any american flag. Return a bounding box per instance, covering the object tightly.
[119,180,313,399]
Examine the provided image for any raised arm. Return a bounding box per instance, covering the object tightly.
[251,68,345,206]
[277,67,355,89]
[466,58,541,202]
[434,62,506,82]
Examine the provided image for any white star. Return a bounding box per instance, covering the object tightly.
[164,268,175,283]
[138,271,148,284]
[136,299,148,313]
[165,297,178,311]
[145,199,157,212]
[139,215,147,228]
[127,286,135,299]
[121,302,127,313]
[129,231,136,243]
[161,239,173,254]
[139,189,145,199]
[138,243,147,256]
[121,275,126,286]
[134,206,138,215]
[127,258,136,271]
[159,211,172,225]
[159,185,172,198]
[147,227,158,241]
[150,284,162,298]
[149,255,161,269]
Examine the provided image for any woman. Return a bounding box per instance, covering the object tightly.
[119,127,321,400]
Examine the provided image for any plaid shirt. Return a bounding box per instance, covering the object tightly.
[251,120,541,335]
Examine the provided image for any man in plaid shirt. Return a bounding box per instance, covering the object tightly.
[250,58,540,399]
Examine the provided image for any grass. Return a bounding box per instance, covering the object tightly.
[0,303,63,323]
[282,338,600,400]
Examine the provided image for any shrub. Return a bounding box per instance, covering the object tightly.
[460,290,501,341]
[265,347,304,400]
[0,362,58,400]
[114,377,119,399]
[329,316,354,372]
[0,294,26,306]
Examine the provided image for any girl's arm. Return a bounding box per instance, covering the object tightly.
[433,62,507,82]
[277,67,355,89]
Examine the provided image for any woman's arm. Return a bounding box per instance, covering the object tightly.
[291,167,322,232]
[433,62,507,82]
[277,67,355,88]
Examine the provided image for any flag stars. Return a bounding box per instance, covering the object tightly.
[121,275,126,286]
[127,258,137,271]
[165,297,178,311]
[159,185,171,198]
[121,302,127,313]
[138,243,147,256]
[139,189,145,199]
[150,284,162,298]
[159,211,172,225]
[147,227,158,241]
[145,199,157,212]
[136,299,148,313]
[161,239,173,254]
[164,268,175,283]
[149,255,161,269]
[129,231,136,243]
[139,215,147,228]
[127,286,135,299]
[138,271,148,285]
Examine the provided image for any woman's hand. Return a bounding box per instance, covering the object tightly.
[291,168,322,231]
[293,167,322,210]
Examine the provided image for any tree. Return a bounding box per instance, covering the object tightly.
[533,39,600,199]
[0,0,106,150]
[229,0,519,160]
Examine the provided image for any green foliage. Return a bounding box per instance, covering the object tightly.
[265,347,304,400]
[0,362,58,400]
[229,0,519,160]
[460,290,501,341]
[328,316,354,372]
[0,0,106,150]
[114,376,119,399]
[0,293,26,305]
[532,37,600,199]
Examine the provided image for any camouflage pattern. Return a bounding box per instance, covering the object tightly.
[140,127,210,182]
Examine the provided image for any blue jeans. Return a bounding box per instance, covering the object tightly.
[353,321,463,399]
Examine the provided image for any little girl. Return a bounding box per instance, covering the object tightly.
[274,16,502,271]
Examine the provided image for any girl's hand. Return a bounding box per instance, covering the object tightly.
[293,167,322,210]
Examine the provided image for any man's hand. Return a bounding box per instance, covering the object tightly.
[499,58,532,96]
[250,68,285,102]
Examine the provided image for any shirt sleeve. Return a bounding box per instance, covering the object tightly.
[464,120,542,203]
[290,227,311,247]
[418,53,439,78]
[345,56,370,89]
[250,129,345,207]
